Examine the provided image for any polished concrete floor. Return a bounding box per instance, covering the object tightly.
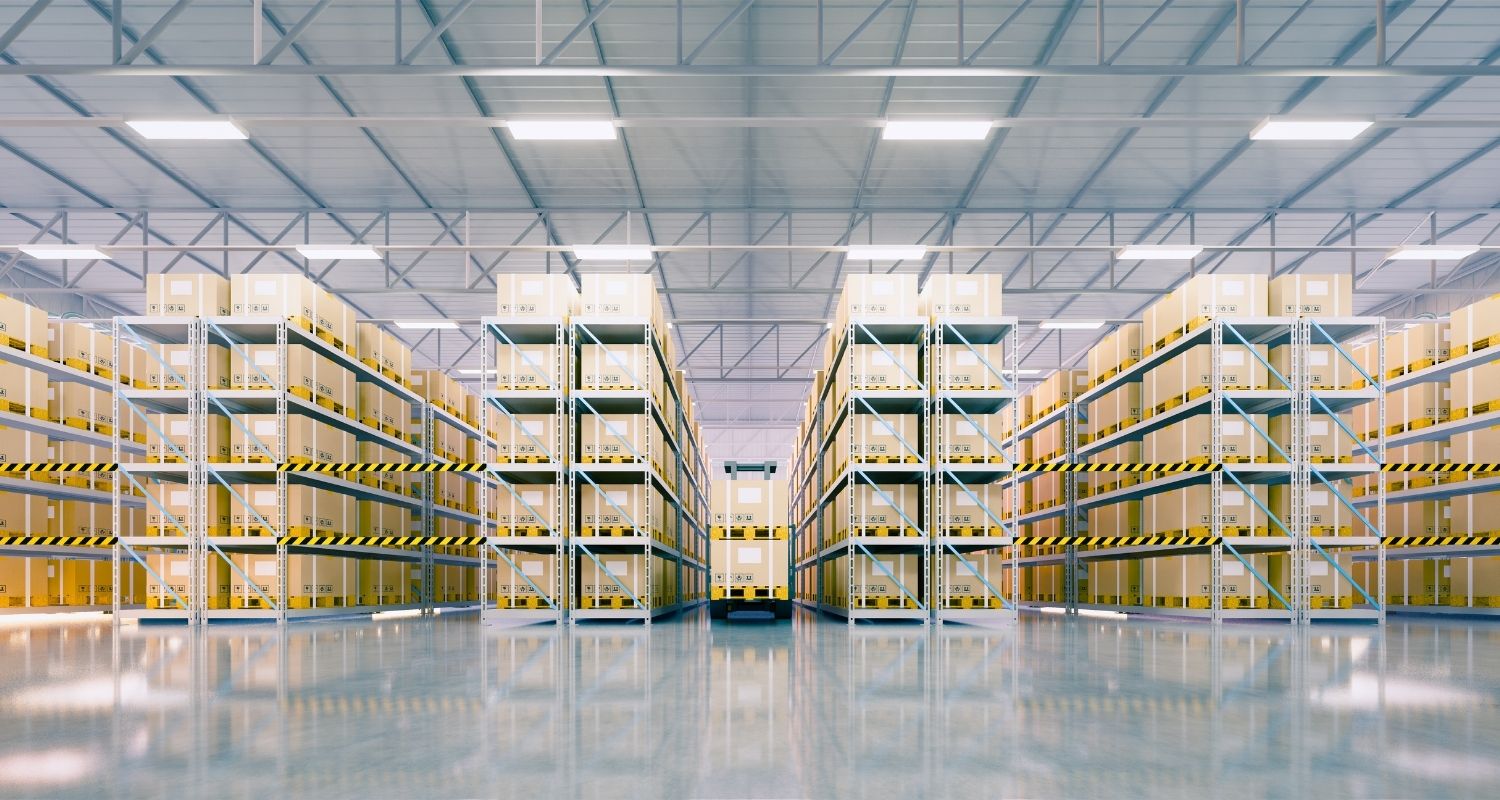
[1,610,1498,799]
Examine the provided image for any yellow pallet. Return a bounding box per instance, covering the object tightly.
[852,596,916,610]
[288,385,314,402]
[711,525,788,540]
[494,595,552,609]
[315,396,351,418]
[942,454,1008,464]
[493,455,552,464]
[496,525,553,537]
[940,526,1006,537]
[1453,333,1500,359]
[942,596,1004,609]
[723,586,779,600]
[580,595,640,609]
[1308,526,1354,537]
[581,525,645,537]
[850,526,920,537]
[1449,597,1500,608]
[1091,594,1143,606]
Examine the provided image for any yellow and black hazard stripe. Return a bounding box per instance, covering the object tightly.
[1013,535,1220,546]
[0,535,117,546]
[279,535,486,547]
[1014,462,1219,473]
[278,462,488,473]
[0,462,117,473]
[1385,536,1500,546]
[1380,463,1500,473]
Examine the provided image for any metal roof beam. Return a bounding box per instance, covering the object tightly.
[259,0,337,65]
[116,0,195,64]
[683,0,756,65]
[0,0,55,56]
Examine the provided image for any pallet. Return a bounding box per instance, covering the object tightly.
[1448,597,1500,608]
[580,525,646,537]
[494,595,553,609]
[580,595,641,609]
[942,597,1004,609]
[495,525,553,537]
[579,454,642,464]
[493,454,552,464]
[1452,400,1497,421]
[942,455,1008,464]
[850,526,921,537]
[854,454,920,464]
[711,525,788,540]
[1452,333,1500,359]
[940,526,1006,537]
[1147,385,1214,419]
[724,586,778,600]
[851,596,916,610]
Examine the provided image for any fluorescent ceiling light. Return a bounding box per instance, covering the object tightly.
[1386,245,1481,261]
[882,120,993,141]
[1250,118,1373,141]
[18,244,108,260]
[295,244,382,260]
[571,244,653,261]
[846,245,927,261]
[1117,245,1204,260]
[394,320,459,330]
[506,120,617,140]
[1038,320,1105,330]
[125,119,248,140]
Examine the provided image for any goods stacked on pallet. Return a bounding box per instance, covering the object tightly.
[117,271,480,622]
[487,272,708,622]
[1356,293,1500,612]
[0,294,149,610]
[1012,368,1088,605]
[709,475,791,618]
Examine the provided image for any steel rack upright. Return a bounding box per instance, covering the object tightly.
[797,315,931,623]
[930,315,1021,623]
[1006,378,1087,613]
[569,315,706,622]
[479,315,569,624]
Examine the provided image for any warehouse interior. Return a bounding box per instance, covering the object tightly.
[2,1,1500,797]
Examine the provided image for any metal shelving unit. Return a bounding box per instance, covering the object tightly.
[793,316,931,623]
[568,316,707,623]
[930,316,1020,623]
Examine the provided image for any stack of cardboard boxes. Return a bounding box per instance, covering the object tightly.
[710,479,790,602]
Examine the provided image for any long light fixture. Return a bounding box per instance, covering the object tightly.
[394,320,459,330]
[1249,118,1373,141]
[1117,244,1204,260]
[571,244,654,261]
[1038,320,1105,330]
[125,119,248,140]
[18,244,108,260]
[882,120,993,141]
[295,244,382,260]
[846,245,928,261]
[1386,245,1481,261]
[506,120,617,140]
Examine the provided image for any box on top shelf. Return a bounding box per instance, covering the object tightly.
[1269,344,1353,391]
[1143,274,1268,354]
[1086,323,1142,387]
[0,295,48,358]
[920,274,1003,318]
[146,274,231,318]
[313,286,357,355]
[0,363,46,418]
[494,343,561,391]
[48,322,114,379]
[230,273,318,331]
[936,343,1006,390]
[1450,359,1500,420]
[710,479,788,531]
[848,344,921,391]
[1268,274,1354,317]
[498,273,577,318]
[1386,321,1450,378]
[356,323,413,386]
[578,273,664,329]
[835,273,918,331]
[1028,369,1086,424]
[1451,293,1500,357]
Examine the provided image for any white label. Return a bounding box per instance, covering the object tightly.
[170,560,189,577]
[1223,420,1244,436]
[1309,561,1329,577]
[170,279,193,295]
[1443,505,1452,518]
[606,490,628,506]
[607,351,631,368]
[737,486,763,504]
[170,490,189,506]
[1442,565,1451,578]
[1223,350,1244,366]
[871,418,896,436]
[956,420,978,436]
[411,568,422,577]
[956,350,979,366]
[871,280,894,296]
[872,492,892,507]
[1222,279,1245,296]
[254,490,277,506]
[1222,561,1245,577]
[254,560,277,577]
[169,420,189,435]
[1309,490,1329,507]
[253,349,277,366]
[254,279,277,295]
[253,419,277,436]
[1307,280,1329,296]
[521,560,544,576]
[737,547,763,564]
[871,351,894,367]
[956,279,978,297]
[520,279,544,297]
[521,490,544,505]
[955,493,977,507]
[605,279,628,297]
[605,560,628,576]
[521,420,544,435]
[1308,420,1329,437]
[1222,490,1244,506]
[169,349,190,366]
[1309,349,1329,366]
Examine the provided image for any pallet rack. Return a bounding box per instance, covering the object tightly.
[0,325,147,612]
[930,315,1020,622]
[793,316,931,623]
[113,315,478,625]
[1007,371,1088,615]
[568,315,708,623]
[479,315,569,624]
[1028,316,1386,624]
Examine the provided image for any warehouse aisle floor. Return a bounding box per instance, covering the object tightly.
[1,610,1497,799]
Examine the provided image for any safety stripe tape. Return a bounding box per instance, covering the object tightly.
[279,536,486,547]
[0,536,117,546]
[1013,536,1220,546]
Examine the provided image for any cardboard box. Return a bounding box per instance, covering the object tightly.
[849,344,920,390]
[314,287,357,352]
[937,483,1004,532]
[0,294,47,357]
[1143,485,1270,535]
[357,383,411,438]
[1144,414,1271,463]
[937,344,1006,389]
[579,344,651,392]
[0,493,46,536]
[231,273,318,328]
[710,479,787,529]
[1144,553,1264,607]
[229,485,354,537]
[844,553,920,604]
[578,552,672,606]
[1144,274,1268,350]
[1086,323,1142,385]
[498,483,559,531]
[1386,383,1449,434]
[711,539,787,593]
[1088,499,1142,538]
[359,559,416,605]
[230,415,354,463]
[49,500,113,539]
[357,500,410,538]
[1269,274,1353,317]
[1386,321,1450,376]
[147,274,231,317]
[851,414,919,461]
[497,273,577,318]
[61,559,113,606]
[49,322,115,377]
[0,363,45,416]
[579,483,652,532]
[48,384,114,433]
[1268,551,1356,608]
[1269,344,1352,390]
[492,552,558,604]
[145,343,229,390]
[1086,558,1143,605]
[936,412,1002,461]
[147,414,230,462]
[840,483,920,535]
[1268,414,1353,463]
[920,274,1003,317]
[1270,484,1355,536]
[0,426,47,472]
[146,554,231,610]
[1450,360,1500,418]
[837,274,918,327]
[1452,294,1500,355]
[145,483,231,535]
[0,556,52,606]
[1449,557,1500,605]
[231,554,354,608]
[494,343,561,390]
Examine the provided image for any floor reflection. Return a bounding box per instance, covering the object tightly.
[0,611,1498,798]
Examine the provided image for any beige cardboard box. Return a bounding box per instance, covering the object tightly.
[49,500,113,539]
[1383,559,1450,605]
[1387,321,1450,376]
[936,412,1001,461]
[230,273,318,327]
[230,414,354,463]
[579,482,649,531]
[937,483,1004,531]
[146,343,230,390]
[936,344,1006,389]
[920,274,1003,317]
[147,274,231,317]
[579,552,656,604]
[1270,484,1355,537]
[493,552,558,603]
[314,287,357,352]
[837,274,918,325]
[0,363,45,415]
[61,559,114,606]
[230,554,353,608]
[1452,294,1500,355]
[1144,414,1271,463]
[498,483,559,531]
[1182,273,1269,319]
[712,539,787,592]
[145,482,231,535]
[1088,499,1142,538]
[356,500,409,538]
[1143,484,1270,535]
[0,493,46,536]
[0,426,47,468]
[356,383,410,436]
[1269,344,1352,390]
[1030,369,1088,421]
[841,483,920,533]
[1451,360,1500,417]
[580,413,654,462]
[0,294,47,357]
[0,555,52,606]
[358,559,415,605]
[936,552,1004,604]
[1087,323,1143,385]
[1449,557,1500,605]
[494,413,559,462]
[1088,443,1141,496]
[1387,383,1449,432]
[845,553,920,603]
[497,273,577,318]
[1087,559,1143,605]
[229,485,353,536]
[230,343,315,395]
[1269,274,1353,317]
[579,344,651,392]
[147,414,230,462]
[850,414,919,461]
[579,273,662,321]
[494,343,561,390]
[146,554,232,609]
[710,479,787,528]
[48,384,113,433]
[849,344,920,390]
[1268,551,1356,608]
[1089,383,1141,441]
[49,322,114,376]
[1145,554,1264,607]
[1268,414,1353,463]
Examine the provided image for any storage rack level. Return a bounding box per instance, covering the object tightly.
[1050,316,1384,624]
[114,316,476,625]
[480,316,568,624]
[796,316,931,623]
[931,316,1021,623]
[0,328,147,612]
[569,316,706,623]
